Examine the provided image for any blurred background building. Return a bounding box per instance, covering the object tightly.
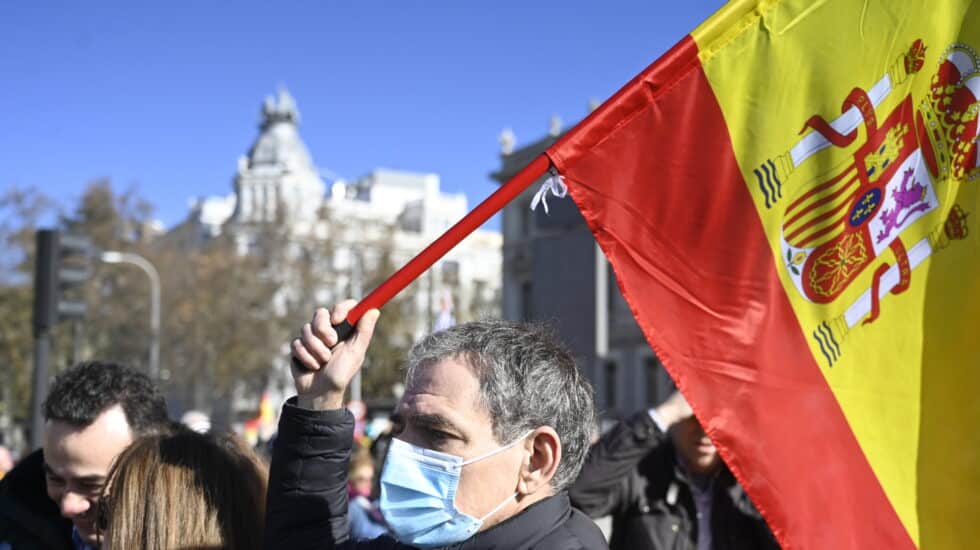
[172,88,502,431]
[491,115,672,420]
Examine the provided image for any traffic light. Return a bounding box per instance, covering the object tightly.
[32,229,92,336]
[29,229,93,449]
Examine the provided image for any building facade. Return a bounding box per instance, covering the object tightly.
[491,123,672,420]
[178,89,501,424]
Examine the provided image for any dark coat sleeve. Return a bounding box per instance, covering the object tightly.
[264,398,402,550]
[568,411,670,519]
[0,450,73,550]
[721,481,782,550]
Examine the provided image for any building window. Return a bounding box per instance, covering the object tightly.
[645,356,662,406]
[521,201,534,237]
[442,260,460,285]
[604,360,618,409]
[520,281,533,321]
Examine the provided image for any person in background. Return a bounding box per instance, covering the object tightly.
[569,391,778,550]
[0,361,170,550]
[347,449,388,540]
[179,410,212,434]
[98,429,267,550]
[0,447,13,481]
[368,424,393,483]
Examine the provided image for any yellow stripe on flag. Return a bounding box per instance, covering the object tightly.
[692,0,980,546]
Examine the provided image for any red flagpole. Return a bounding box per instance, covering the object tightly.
[334,154,551,339]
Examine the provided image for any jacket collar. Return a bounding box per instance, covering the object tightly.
[453,492,571,550]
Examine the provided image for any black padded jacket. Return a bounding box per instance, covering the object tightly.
[0,450,73,550]
[264,398,608,550]
[569,411,779,550]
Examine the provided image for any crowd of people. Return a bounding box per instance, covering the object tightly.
[0,299,775,549]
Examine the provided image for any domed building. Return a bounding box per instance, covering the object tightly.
[178,88,502,426]
[231,88,324,229]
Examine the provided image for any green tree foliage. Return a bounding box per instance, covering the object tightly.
[359,230,419,402]
[156,232,280,412]
[0,187,56,428]
[0,181,285,424]
[1,179,450,437]
[63,180,158,370]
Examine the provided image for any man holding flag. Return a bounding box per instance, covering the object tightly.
[265,302,607,549]
[265,0,978,547]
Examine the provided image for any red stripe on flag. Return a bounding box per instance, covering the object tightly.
[785,165,857,217]
[783,174,859,229]
[783,187,859,246]
[547,35,914,549]
[863,262,891,326]
[784,203,849,245]
[793,218,847,248]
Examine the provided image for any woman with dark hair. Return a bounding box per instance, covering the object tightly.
[98,429,267,550]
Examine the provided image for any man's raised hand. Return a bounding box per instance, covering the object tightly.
[290,300,380,410]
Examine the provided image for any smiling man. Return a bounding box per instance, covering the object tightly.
[267,301,606,550]
[0,361,169,550]
[569,391,778,550]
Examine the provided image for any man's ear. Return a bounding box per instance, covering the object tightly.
[518,427,561,496]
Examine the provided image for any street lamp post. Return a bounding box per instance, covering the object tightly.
[101,251,161,379]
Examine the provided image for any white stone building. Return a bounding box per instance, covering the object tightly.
[188,88,500,326]
[178,88,501,417]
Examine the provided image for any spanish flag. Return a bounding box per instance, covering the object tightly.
[546,1,979,548]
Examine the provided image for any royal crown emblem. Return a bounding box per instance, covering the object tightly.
[916,44,980,182]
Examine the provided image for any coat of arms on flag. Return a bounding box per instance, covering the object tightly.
[753,39,977,367]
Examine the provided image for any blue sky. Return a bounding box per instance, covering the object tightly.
[1,1,725,229]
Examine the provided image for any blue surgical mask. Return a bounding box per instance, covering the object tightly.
[379,432,531,548]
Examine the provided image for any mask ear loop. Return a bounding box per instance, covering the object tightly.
[478,489,520,522]
[467,429,537,524]
[460,430,536,466]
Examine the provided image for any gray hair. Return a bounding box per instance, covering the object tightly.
[404,319,596,492]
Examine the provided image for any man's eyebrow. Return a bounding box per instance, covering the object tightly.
[42,464,103,484]
[74,475,106,484]
[410,412,466,442]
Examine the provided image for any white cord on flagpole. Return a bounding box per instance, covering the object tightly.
[530,170,568,214]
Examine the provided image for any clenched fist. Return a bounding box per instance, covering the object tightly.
[290,300,380,410]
